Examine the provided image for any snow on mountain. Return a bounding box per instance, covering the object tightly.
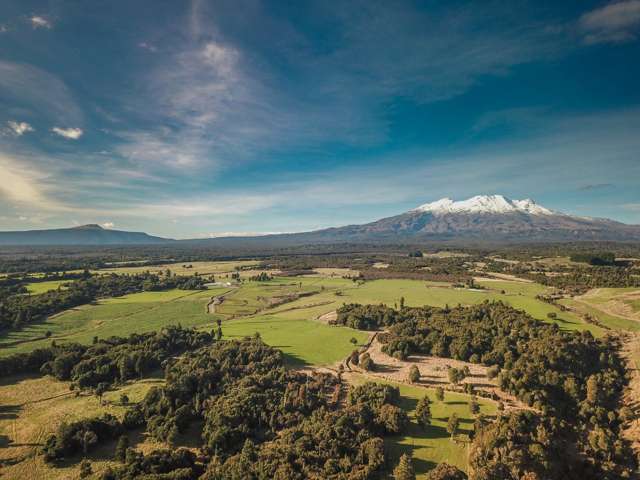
[413,195,555,216]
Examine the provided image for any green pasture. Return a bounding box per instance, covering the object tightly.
[350,374,496,476]
[25,280,69,295]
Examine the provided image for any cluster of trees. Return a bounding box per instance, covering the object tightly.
[0,271,206,331]
[81,338,411,479]
[1,326,212,390]
[43,414,124,462]
[569,252,617,266]
[527,266,640,291]
[248,272,272,281]
[338,301,636,478]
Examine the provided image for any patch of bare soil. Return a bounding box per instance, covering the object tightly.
[317,310,337,324]
[575,289,640,323]
[474,273,533,283]
[621,333,640,461]
[351,336,529,411]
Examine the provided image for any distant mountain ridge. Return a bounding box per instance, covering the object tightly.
[0,224,170,246]
[1,195,639,246]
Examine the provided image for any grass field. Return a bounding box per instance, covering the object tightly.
[24,280,69,295]
[96,260,262,277]
[2,275,610,360]
[349,373,496,477]
[0,373,164,480]
[0,288,219,356]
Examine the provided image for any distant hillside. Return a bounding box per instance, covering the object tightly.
[0,224,171,246]
[3,195,639,246]
[189,195,640,246]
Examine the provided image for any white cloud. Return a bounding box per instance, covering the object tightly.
[579,1,640,44]
[101,222,115,228]
[138,42,158,52]
[30,16,52,29]
[51,127,83,139]
[6,120,34,136]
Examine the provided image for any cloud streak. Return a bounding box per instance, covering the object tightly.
[51,127,83,139]
[579,0,640,44]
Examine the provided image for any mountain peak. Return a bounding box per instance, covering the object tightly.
[72,224,104,230]
[413,195,555,216]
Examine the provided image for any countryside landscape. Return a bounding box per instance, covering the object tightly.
[1,1,640,479]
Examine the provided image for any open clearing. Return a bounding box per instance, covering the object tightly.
[347,372,496,476]
[24,280,69,295]
[560,287,640,333]
[95,260,262,277]
[0,373,164,480]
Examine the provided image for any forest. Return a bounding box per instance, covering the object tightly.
[336,301,636,479]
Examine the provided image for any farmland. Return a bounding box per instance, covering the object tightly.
[1,257,638,479]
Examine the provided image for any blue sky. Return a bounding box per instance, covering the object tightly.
[1,0,639,238]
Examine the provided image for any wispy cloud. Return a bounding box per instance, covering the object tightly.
[578,183,614,191]
[51,127,83,139]
[0,153,64,210]
[30,15,52,29]
[138,42,158,52]
[0,60,82,124]
[579,0,640,44]
[5,121,34,136]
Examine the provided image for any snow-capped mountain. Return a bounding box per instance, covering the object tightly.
[238,194,640,244]
[413,195,555,216]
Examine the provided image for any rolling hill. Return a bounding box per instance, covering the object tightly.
[0,224,171,246]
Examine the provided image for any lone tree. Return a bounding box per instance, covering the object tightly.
[79,459,92,478]
[447,413,459,440]
[415,395,432,429]
[360,353,374,371]
[435,386,445,402]
[115,435,129,462]
[470,396,480,415]
[408,365,420,383]
[448,367,466,386]
[393,453,416,480]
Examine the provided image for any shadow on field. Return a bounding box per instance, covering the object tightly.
[279,351,311,368]
[0,404,21,423]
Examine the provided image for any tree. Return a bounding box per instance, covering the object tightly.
[586,375,599,404]
[79,459,92,478]
[408,365,420,383]
[360,353,374,371]
[446,413,459,439]
[350,337,358,345]
[119,393,129,405]
[393,453,416,480]
[470,396,480,415]
[82,430,98,454]
[217,326,223,340]
[115,434,129,462]
[425,462,466,480]
[415,395,432,429]
[95,382,108,404]
[435,387,445,402]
